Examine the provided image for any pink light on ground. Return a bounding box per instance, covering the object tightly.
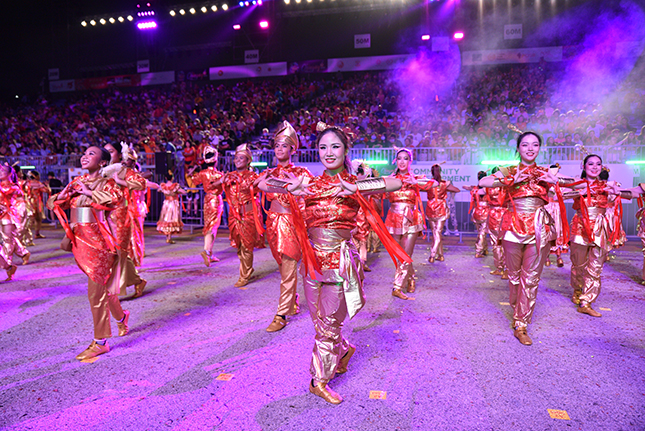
[421,34,430,40]
[259,20,269,29]
[453,32,464,40]
[233,24,241,30]
[137,21,157,30]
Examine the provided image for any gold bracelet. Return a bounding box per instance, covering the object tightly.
[266,178,290,193]
[355,177,386,192]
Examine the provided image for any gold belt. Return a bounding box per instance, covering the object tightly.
[510,196,546,213]
[70,207,105,224]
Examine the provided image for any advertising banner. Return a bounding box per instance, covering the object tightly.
[462,46,563,65]
[49,79,75,93]
[140,71,175,86]
[504,24,523,40]
[354,34,371,49]
[137,59,150,73]
[244,50,259,64]
[327,54,413,72]
[209,62,287,80]
[75,74,141,91]
[288,59,328,74]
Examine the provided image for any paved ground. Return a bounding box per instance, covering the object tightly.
[1,227,644,431]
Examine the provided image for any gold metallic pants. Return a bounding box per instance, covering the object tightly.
[428,218,446,259]
[88,279,125,339]
[489,230,505,271]
[570,243,607,305]
[474,220,488,255]
[237,246,254,281]
[116,253,143,296]
[503,240,550,328]
[641,237,645,281]
[367,231,381,252]
[392,233,418,290]
[276,255,299,316]
[1,224,28,267]
[303,278,350,385]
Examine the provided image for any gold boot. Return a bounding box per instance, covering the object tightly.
[336,344,356,374]
[309,380,343,404]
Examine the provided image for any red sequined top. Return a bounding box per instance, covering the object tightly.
[303,170,360,231]
[386,174,430,205]
[224,169,260,211]
[501,164,551,203]
[572,180,609,211]
[192,168,224,195]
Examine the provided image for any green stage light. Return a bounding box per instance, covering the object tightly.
[626,160,645,165]
[20,165,36,169]
[481,160,516,165]
[250,162,268,167]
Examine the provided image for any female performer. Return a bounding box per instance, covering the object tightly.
[0,164,27,278]
[568,155,623,316]
[258,123,407,404]
[188,145,225,266]
[48,146,129,360]
[463,171,489,259]
[104,142,148,298]
[544,165,568,268]
[384,148,435,300]
[25,171,50,240]
[426,164,460,263]
[222,144,264,288]
[479,131,568,346]
[485,168,507,279]
[262,121,313,332]
[155,172,186,244]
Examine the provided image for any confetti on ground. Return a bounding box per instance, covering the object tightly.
[216,373,234,381]
[393,330,400,333]
[184,313,191,316]
[499,302,510,306]
[408,297,416,301]
[80,357,99,364]
[369,390,387,400]
[238,287,248,290]
[167,281,177,285]
[547,409,570,420]
[489,280,494,283]
[482,265,490,268]
[599,307,611,311]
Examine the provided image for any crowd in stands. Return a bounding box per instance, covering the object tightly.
[1,61,645,181]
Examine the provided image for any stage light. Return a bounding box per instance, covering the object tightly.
[250,162,267,167]
[295,0,301,3]
[239,1,244,6]
[284,0,290,4]
[481,160,515,165]
[127,15,133,21]
[626,160,645,165]
[245,1,250,5]
[179,9,185,14]
[90,19,96,25]
[453,32,464,40]
[233,24,241,29]
[258,0,263,4]
[81,21,87,26]
[307,0,312,3]
[109,17,116,23]
[170,10,176,16]
[253,1,257,5]
[118,16,124,22]
[100,18,106,24]
[222,4,229,10]
[137,20,158,30]
[259,20,269,28]
[421,34,430,40]
[201,6,207,12]
[189,7,196,13]
[211,5,218,11]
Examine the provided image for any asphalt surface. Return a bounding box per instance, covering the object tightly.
[1,227,644,431]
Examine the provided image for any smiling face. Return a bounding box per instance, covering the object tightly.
[273,140,292,162]
[396,151,411,174]
[81,146,106,171]
[317,130,347,173]
[584,156,603,180]
[517,133,541,164]
[104,144,121,164]
[233,153,250,170]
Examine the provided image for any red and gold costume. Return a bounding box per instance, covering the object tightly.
[0,181,30,268]
[469,187,489,256]
[635,184,645,281]
[498,163,557,329]
[191,167,224,236]
[544,195,569,259]
[48,175,126,339]
[569,179,623,308]
[223,168,264,285]
[25,178,50,240]
[265,162,313,317]
[157,182,184,235]
[301,170,365,386]
[384,173,430,292]
[18,178,34,246]
[109,166,147,296]
[486,187,507,274]
[129,184,148,267]
[426,180,452,260]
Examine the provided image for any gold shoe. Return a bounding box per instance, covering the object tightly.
[292,293,300,315]
[428,256,435,263]
[577,305,601,317]
[513,327,532,346]
[166,238,175,244]
[266,315,287,332]
[117,310,130,336]
[556,258,564,268]
[6,265,17,281]
[392,289,409,300]
[437,256,444,262]
[27,242,35,247]
[363,264,372,272]
[22,251,30,265]
[490,269,502,276]
[36,233,46,239]
[571,289,582,305]
[501,270,509,280]
[336,344,356,374]
[234,278,249,288]
[407,278,416,293]
[544,259,551,267]
[133,279,147,298]
[309,380,343,404]
[475,253,484,258]
[200,251,211,267]
[210,255,220,263]
[76,341,110,360]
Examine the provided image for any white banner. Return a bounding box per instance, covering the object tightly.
[244,50,259,64]
[140,71,175,86]
[137,60,150,73]
[462,46,563,66]
[504,24,523,40]
[327,54,413,72]
[354,34,371,49]
[209,62,288,80]
[49,79,75,93]
[48,68,59,80]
